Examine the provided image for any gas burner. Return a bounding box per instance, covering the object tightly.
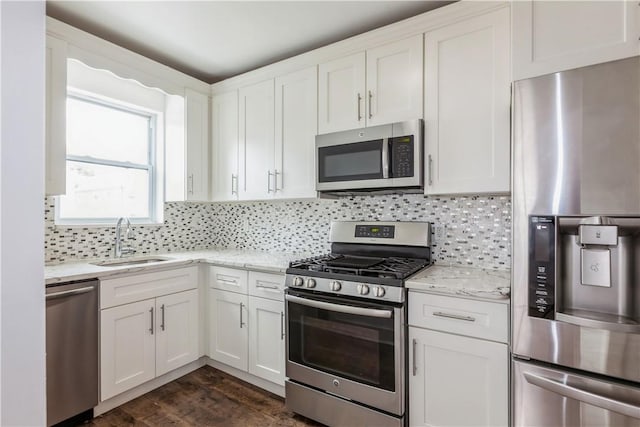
[288,254,430,280]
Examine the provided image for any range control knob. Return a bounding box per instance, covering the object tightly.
[373,286,386,298]
[330,281,342,291]
[357,284,370,295]
[293,277,304,287]
[306,278,317,288]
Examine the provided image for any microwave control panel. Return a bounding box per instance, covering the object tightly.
[390,136,414,178]
[528,216,556,319]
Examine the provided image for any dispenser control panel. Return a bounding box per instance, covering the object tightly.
[529,216,556,319]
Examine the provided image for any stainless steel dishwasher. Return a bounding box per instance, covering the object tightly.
[46,279,99,426]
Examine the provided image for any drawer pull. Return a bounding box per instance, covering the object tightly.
[256,283,279,290]
[432,311,476,322]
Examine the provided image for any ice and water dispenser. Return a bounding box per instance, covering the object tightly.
[528,216,640,331]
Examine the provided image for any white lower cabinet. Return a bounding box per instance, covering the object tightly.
[208,288,248,370]
[100,268,199,401]
[101,299,156,400]
[248,296,285,385]
[208,267,285,386]
[408,291,508,427]
[408,327,508,427]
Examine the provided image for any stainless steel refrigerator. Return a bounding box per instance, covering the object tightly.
[512,56,640,425]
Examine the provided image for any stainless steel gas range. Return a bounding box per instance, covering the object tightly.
[284,221,432,427]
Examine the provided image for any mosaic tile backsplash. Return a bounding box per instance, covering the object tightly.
[45,194,511,270]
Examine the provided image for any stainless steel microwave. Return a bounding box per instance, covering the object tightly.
[316,119,423,193]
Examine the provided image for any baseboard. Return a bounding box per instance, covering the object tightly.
[94,358,206,416]
[206,359,285,398]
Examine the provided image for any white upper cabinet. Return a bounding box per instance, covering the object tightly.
[274,66,318,199]
[424,7,510,195]
[318,35,423,134]
[184,88,210,201]
[45,35,68,196]
[238,79,275,200]
[318,52,366,134]
[512,1,640,81]
[211,90,239,201]
[366,34,423,126]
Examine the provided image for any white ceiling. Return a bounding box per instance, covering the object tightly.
[46,1,452,83]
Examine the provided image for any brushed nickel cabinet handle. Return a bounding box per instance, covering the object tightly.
[280,312,285,340]
[188,174,194,194]
[240,302,245,328]
[160,304,165,331]
[433,311,476,322]
[149,307,154,335]
[357,93,362,121]
[412,338,417,376]
[428,154,433,186]
[275,169,282,191]
[231,174,237,195]
[267,170,274,193]
[368,90,373,119]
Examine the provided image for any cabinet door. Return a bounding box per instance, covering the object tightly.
[208,289,248,371]
[239,79,275,200]
[248,296,285,386]
[155,289,199,377]
[318,52,366,134]
[211,90,239,201]
[101,299,156,401]
[424,8,510,195]
[513,1,640,81]
[274,66,318,199]
[366,34,423,126]
[409,327,508,427]
[45,35,67,196]
[184,88,210,201]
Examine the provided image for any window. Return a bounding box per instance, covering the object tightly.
[58,93,158,224]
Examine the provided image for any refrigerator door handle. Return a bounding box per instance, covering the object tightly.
[523,372,640,419]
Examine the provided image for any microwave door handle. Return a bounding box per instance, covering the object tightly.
[382,138,390,179]
[285,294,392,319]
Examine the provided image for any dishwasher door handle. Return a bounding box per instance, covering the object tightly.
[46,286,95,300]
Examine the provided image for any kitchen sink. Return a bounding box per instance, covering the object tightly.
[90,256,174,267]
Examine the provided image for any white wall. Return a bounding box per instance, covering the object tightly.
[0,1,46,425]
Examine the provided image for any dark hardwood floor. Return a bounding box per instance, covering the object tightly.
[84,366,323,426]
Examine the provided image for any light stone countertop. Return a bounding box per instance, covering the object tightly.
[45,248,314,285]
[406,264,511,302]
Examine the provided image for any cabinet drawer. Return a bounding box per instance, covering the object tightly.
[248,271,284,301]
[409,292,508,343]
[100,266,198,309]
[209,266,248,294]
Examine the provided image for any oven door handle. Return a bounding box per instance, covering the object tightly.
[285,294,392,318]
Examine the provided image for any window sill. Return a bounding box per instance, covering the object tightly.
[53,221,164,229]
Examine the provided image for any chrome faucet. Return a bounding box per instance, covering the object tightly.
[114,217,136,258]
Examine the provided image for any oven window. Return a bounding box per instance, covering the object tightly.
[288,296,396,391]
[318,139,383,182]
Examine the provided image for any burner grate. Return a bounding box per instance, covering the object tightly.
[289,254,429,280]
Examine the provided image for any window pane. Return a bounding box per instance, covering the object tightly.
[59,161,150,219]
[67,97,150,164]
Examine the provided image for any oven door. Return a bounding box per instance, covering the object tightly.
[285,289,405,416]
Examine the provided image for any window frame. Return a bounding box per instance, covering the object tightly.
[56,91,161,226]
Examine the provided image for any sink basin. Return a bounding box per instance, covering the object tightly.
[91,256,174,267]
